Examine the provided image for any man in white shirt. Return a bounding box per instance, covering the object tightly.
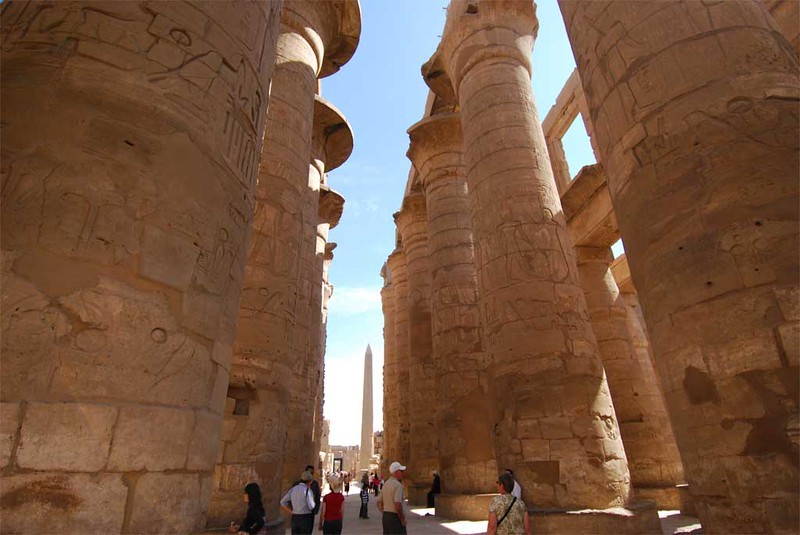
[280,471,316,534]
[378,461,407,534]
[505,468,522,499]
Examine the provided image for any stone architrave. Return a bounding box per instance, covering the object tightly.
[560,1,799,531]
[576,246,685,508]
[380,267,397,478]
[424,0,636,512]
[0,2,282,532]
[407,112,497,501]
[396,194,438,505]
[273,0,360,492]
[386,249,411,470]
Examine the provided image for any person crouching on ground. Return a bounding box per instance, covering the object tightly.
[229,483,265,535]
[487,473,530,535]
[378,461,407,534]
[281,471,316,535]
[319,474,344,534]
[359,479,370,519]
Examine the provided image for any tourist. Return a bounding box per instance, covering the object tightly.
[319,474,344,534]
[505,468,522,499]
[343,473,350,495]
[280,471,316,535]
[228,483,265,535]
[487,473,530,535]
[359,479,370,519]
[306,464,322,518]
[426,471,441,508]
[372,473,381,496]
[378,461,407,534]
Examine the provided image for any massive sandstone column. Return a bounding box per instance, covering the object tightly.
[380,266,397,478]
[386,248,411,470]
[576,246,685,508]
[396,194,438,504]
[560,1,799,531]
[407,112,497,515]
[249,0,358,492]
[424,0,636,514]
[0,1,282,532]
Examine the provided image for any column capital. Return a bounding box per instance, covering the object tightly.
[425,0,538,96]
[386,248,408,283]
[312,95,354,172]
[318,185,345,229]
[324,242,337,262]
[394,193,428,248]
[406,112,463,189]
[280,0,362,78]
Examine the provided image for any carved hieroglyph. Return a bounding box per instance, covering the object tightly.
[407,112,497,495]
[1,1,282,532]
[560,0,799,530]
[395,194,439,504]
[426,0,631,509]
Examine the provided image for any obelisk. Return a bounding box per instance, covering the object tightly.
[360,345,374,471]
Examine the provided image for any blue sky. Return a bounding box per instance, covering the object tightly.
[320,0,597,446]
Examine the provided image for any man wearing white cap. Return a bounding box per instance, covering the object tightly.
[378,461,407,534]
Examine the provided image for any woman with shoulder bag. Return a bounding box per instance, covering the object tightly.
[487,473,531,535]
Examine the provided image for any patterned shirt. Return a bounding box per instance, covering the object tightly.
[489,494,526,535]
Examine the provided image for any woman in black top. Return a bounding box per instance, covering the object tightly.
[229,483,265,534]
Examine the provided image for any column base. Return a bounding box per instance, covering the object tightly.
[634,485,681,510]
[531,501,661,534]
[435,493,499,521]
[406,484,430,506]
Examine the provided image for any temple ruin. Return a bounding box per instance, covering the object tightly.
[1,0,798,534]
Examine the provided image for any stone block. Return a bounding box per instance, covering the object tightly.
[16,402,116,471]
[107,406,194,471]
[531,501,661,534]
[139,225,200,290]
[540,417,574,439]
[0,402,20,469]
[435,493,498,521]
[127,473,206,534]
[0,472,127,533]
[188,411,222,471]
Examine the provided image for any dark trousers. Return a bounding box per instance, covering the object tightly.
[427,491,436,508]
[382,512,407,535]
[322,519,342,535]
[359,503,369,518]
[291,513,314,535]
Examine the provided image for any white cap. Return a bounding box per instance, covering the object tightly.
[390,461,407,473]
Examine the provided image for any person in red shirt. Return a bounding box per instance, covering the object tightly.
[319,475,345,534]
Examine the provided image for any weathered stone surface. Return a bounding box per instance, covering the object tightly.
[561,0,800,530]
[108,406,194,471]
[387,249,412,467]
[16,402,117,472]
[380,270,396,478]
[127,473,210,534]
[0,473,127,534]
[0,402,20,470]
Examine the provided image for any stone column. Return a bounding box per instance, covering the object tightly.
[314,185,345,464]
[271,0,359,491]
[407,112,497,517]
[560,1,799,531]
[576,246,685,508]
[0,2,281,532]
[396,194,438,505]
[380,267,397,478]
[425,1,639,517]
[386,248,411,471]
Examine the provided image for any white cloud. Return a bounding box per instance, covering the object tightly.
[328,286,382,315]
